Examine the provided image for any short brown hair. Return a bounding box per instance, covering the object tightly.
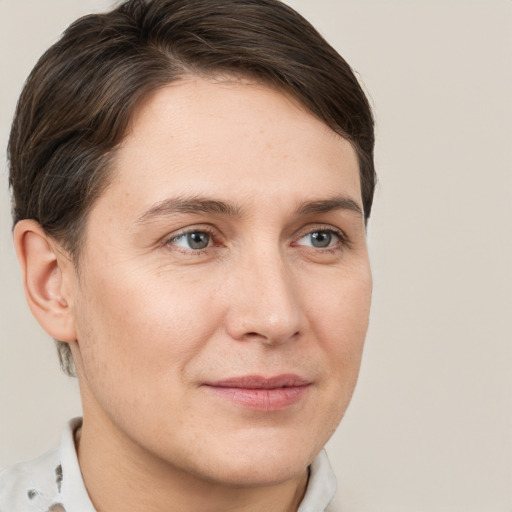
[9,0,376,375]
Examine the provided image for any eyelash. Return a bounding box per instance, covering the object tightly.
[293,225,350,253]
[163,224,350,254]
[164,225,218,255]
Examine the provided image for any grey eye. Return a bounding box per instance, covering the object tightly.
[310,231,332,248]
[186,231,210,249]
[296,230,338,248]
[171,231,211,250]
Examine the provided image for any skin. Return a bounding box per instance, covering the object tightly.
[16,77,372,512]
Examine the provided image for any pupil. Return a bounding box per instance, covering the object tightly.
[187,232,209,249]
[311,231,331,248]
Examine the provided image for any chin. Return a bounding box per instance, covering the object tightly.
[207,453,311,488]
[186,427,324,488]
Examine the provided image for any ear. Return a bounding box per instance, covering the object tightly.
[13,219,77,342]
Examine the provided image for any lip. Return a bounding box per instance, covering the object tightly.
[202,374,311,412]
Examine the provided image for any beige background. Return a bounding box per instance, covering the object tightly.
[1,1,510,511]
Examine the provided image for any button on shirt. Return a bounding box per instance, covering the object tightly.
[0,418,338,511]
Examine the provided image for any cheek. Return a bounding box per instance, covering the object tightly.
[292,268,371,453]
[72,263,224,393]
[309,262,371,340]
[306,267,372,390]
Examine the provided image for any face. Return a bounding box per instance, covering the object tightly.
[67,77,372,487]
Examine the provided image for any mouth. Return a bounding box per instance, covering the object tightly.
[202,374,311,412]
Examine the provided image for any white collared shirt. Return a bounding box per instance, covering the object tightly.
[0,418,338,511]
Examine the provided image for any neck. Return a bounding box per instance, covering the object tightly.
[75,414,309,512]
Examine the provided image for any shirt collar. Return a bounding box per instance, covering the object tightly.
[297,449,337,512]
[59,417,96,510]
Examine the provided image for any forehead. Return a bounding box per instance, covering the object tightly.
[95,77,361,222]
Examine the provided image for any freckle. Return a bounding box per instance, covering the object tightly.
[55,464,63,493]
[27,489,38,499]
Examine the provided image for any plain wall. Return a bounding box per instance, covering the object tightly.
[1,1,510,511]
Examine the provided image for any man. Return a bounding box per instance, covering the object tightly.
[1,0,375,510]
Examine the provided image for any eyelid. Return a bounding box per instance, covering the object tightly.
[163,224,220,252]
[291,224,350,249]
[160,223,350,254]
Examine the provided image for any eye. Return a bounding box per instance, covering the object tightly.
[170,230,211,250]
[296,229,341,248]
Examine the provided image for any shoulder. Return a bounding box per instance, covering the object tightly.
[0,418,95,512]
[0,447,64,511]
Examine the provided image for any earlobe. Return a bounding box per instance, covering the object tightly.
[13,219,77,343]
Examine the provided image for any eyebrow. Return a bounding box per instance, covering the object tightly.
[296,196,364,217]
[135,194,363,225]
[136,196,242,224]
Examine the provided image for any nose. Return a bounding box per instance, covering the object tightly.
[224,249,303,345]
